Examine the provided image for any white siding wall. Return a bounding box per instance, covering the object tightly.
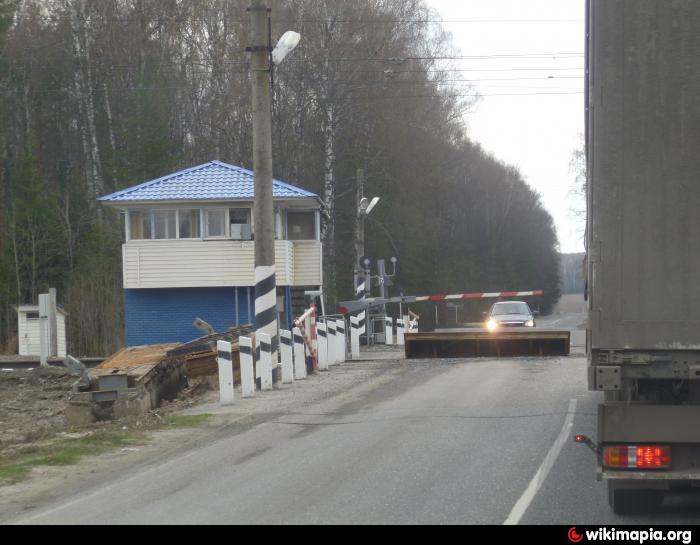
[18,313,66,358]
[18,312,29,356]
[123,240,322,289]
[293,241,323,286]
[57,316,66,357]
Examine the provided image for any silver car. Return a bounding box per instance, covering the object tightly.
[485,301,536,331]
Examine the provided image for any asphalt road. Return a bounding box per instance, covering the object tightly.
[10,309,700,525]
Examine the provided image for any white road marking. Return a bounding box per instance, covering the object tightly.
[503,398,578,525]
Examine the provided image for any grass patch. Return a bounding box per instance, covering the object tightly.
[0,430,141,484]
[164,413,213,428]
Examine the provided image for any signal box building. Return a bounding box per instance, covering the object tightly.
[99,160,323,347]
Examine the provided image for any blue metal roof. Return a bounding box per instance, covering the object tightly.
[98,161,318,203]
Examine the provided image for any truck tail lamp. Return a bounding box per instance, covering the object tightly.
[603,445,671,469]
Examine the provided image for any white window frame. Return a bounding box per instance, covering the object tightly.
[126,208,155,241]
[286,209,320,242]
[229,207,253,241]
[152,209,177,240]
[204,208,229,239]
[176,209,203,240]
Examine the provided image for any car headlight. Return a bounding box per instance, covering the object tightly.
[486,319,499,332]
[525,320,535,327]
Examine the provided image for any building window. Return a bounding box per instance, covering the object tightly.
[287,211,316,241]
[25,312,39,320]
[179,209,201,239]
[205,209,227,238]
[129,209,152,240]
[229,208,252,240]
[153,210,177,239]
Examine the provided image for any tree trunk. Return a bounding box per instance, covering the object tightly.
[69,0,104,206]
[321,104,337,308]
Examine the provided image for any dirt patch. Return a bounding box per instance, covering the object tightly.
[0,366,213,464]
[0,368,77,457]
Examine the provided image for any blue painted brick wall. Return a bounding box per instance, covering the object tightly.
[124,287,254,347]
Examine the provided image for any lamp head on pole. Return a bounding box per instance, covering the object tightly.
[272,31,301,65]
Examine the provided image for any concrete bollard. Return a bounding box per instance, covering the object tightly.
[336,319,346,363]
[317,322,328,371]
[293,327,307,380]
[257,332,273,391]
[327,320,337,365]
[217,340,235,405]
[239,336,255,398]
[358,311,366,336]
[385,316,394,345]
[280,329,294,384]
[396,319,405,346]
[350,316,360,360]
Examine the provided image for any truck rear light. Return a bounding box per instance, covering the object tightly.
[603,446,670,469]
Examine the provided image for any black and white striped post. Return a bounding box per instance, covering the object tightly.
[239,336,255,398]
[280,329,294,384]
[385,316,394,345]
[317,321,328,370]
[350,316,361,360]
[336,319,346,363]
[396,319,405,346]
[255,265,279,385]
[355,275,366,297]
[327,320,337,365]
[358,310,366,339]
[217,340,235,405]
[293,327,307,380]
[257,332,273,390]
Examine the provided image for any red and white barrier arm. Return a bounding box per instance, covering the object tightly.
[415,290,543,302]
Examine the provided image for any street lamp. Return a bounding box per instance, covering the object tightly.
[248,1,300,384]
[272,31,301,65]
[359,197,380,216]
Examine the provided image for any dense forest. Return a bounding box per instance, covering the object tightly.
[0,0,561,356]
[560,253,584,295]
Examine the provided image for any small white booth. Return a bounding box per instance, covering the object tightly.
[16,305,67,358]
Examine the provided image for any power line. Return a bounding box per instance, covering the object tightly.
[326,76,584,84]
[66,16,585,25]
[10,84,584,98]
[4,52,583,67]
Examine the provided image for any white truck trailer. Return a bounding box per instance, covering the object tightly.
[582,0,700,514]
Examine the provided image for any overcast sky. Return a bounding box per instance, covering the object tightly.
[426,0,586,253]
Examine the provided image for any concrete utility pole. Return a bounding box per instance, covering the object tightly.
[249,1,279,368]
[354,168,365,277]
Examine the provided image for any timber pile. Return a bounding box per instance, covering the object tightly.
[98,344,181,370]
[167,325,253,359]
[169,325,254,384]
[185,346,242,385]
